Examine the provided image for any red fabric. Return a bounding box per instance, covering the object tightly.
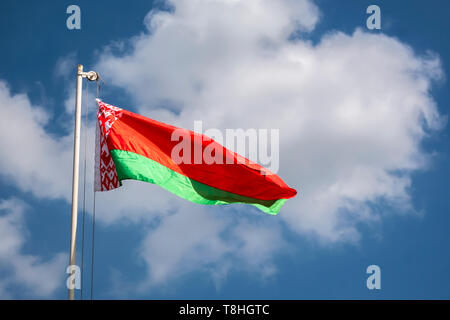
[102,102,297,201]
[96,101,122,191]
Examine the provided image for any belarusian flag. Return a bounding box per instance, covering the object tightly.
[94,100,297,214]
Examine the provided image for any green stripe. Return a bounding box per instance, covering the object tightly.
[110,149,287,214]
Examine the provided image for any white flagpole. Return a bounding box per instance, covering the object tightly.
[69,64,98,300]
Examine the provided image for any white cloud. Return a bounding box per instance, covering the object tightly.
[54,52,77,80]
[139,206,231,285]
[0,81,73,200]
[0,198,66,298]
[0,78,188,224]
[0,0,445,292]
[114,204,286,292]
[96,0,444,247]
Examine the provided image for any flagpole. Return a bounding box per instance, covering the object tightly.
[69,64,98,300]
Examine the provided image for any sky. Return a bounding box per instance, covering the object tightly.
[0,0,449,299]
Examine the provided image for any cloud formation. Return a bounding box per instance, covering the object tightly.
[98,0,444,245]
[0,81,73,200]
[0,0,445,292]
[0,198,65,298]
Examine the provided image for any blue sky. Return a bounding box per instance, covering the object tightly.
[0,0,449,299]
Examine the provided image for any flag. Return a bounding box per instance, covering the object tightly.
[94,100,297,214]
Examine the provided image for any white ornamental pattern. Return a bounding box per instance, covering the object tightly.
[94,100,123,192]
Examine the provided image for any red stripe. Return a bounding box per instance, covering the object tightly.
[107,109,297,201]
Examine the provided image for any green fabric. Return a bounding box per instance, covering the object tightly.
[110,149,287,214]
